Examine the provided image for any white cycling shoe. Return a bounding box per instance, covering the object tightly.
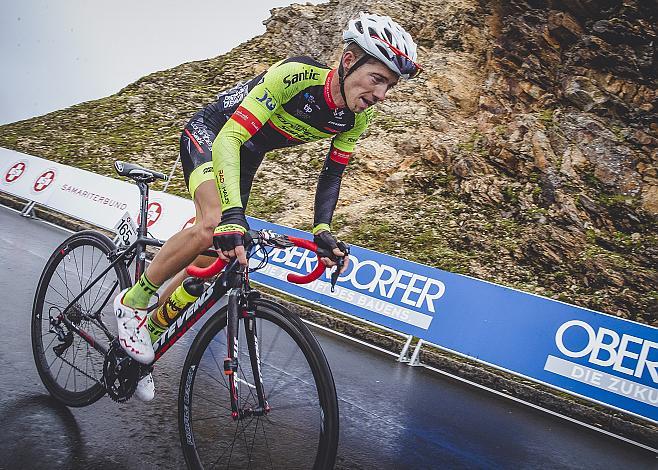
[114,288,155,364]
[135,373,155,402]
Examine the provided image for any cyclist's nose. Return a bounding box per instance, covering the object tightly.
[372,84,387,103]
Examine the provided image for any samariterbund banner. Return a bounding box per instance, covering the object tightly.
[2,146,656,424]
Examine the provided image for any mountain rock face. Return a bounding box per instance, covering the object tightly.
[1,0,656,323]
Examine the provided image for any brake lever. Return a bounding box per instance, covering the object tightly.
[330,260,343,293]
[330,241,350,293]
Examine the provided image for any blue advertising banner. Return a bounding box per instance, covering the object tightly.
[247,217,658,423]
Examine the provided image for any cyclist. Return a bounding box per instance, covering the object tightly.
[113,12,421,401]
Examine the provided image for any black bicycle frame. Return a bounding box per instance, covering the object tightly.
[57,176,268,416]
[58,179,161,356]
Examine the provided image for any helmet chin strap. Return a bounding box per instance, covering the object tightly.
[337,53,370,109]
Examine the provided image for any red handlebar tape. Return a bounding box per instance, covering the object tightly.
[185,236,326,284]
[186,257,228,278]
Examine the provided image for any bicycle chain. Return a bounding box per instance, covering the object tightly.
[53,343,104,385]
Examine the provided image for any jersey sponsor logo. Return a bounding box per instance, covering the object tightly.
[333,108,345,118]
[330,148,351,165]
[232,106,262,136]
[304,92,315,104]
[5,161,26,183]
[283,69,320,88]
[328,121,347,128]
[189,121,213,148]
[202,166,213,174]
[33,170,56,192]
[273,114,318,141]
[217,170,230,205]
[221,83,249,108]
[256,89,277,111]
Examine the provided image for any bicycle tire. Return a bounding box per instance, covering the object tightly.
[178,298,339,469]
[31,230,131,407]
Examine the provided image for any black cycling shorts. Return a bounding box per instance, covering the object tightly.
[179,113,264,204]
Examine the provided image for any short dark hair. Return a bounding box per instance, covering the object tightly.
[343,42,379,65]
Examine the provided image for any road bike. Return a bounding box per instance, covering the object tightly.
[31,161,339,469]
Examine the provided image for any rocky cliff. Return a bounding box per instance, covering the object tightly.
[1,0,656,323]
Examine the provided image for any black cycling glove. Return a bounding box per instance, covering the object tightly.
[314,230,349,261]
[213,207,249,253]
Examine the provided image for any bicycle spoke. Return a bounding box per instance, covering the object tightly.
[70,250,85,310]
[191,413,227,423]
[47,274,75,305]
[41,333,58,352]
[263,350,308,400]
[195,393,233,414]
[258,416,275,469]
[85,247,112,310]
[200,366,229,392]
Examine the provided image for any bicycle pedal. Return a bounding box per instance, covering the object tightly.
[224,357,238,375]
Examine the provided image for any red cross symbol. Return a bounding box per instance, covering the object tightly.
[146,202,162,227]
[137,202,163,227]
[34,170,56,192]
[5,162,26,183]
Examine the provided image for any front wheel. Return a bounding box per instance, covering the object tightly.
[178,298,339,469]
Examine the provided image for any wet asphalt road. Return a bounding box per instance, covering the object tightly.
[0,204,656,469]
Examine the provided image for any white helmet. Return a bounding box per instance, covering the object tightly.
[343,12,421,79]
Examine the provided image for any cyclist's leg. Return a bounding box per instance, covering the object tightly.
[116,117,220,363]
[123,116,220,311]
[155,185,220,307]
[146,178,221,287]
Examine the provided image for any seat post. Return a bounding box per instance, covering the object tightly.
[135,180,150,282]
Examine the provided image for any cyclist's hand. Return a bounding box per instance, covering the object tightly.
[314,230,350,274]
[213,209,249,266]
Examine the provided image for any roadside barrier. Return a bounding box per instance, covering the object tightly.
[2,146,656,424]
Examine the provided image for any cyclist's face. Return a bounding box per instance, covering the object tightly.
[343,56,399,113]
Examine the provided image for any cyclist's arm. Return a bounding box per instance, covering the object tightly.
[313,108,372,234]
[212,60,293,211]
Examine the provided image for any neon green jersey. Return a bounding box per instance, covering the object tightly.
[210,56,373,218]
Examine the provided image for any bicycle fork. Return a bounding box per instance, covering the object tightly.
[225,287,269,421]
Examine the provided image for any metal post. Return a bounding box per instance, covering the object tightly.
[409,339,424,367]
[162,153,181,193]
[396,335,414,363]
[20,200,37,218]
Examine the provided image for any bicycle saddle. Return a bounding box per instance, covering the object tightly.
[114,161,168,182]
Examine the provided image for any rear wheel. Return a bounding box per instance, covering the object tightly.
[179,298,339,469]
[31,230,130,407]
